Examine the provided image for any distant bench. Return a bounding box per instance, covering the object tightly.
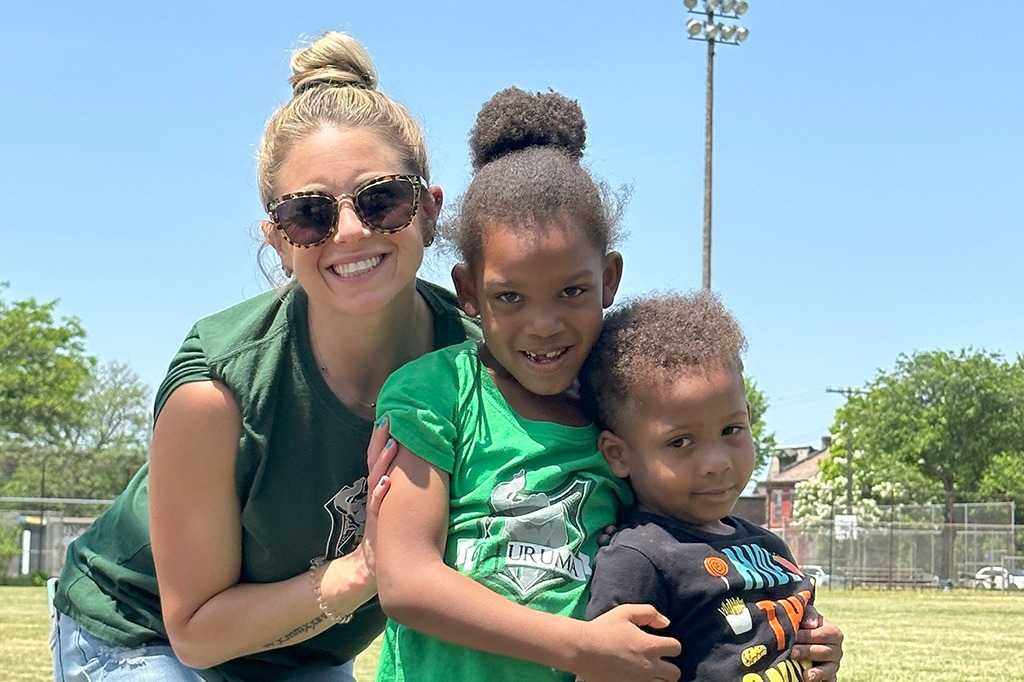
[839,566,941,589]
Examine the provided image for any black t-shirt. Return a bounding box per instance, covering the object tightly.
[585,511,816,682]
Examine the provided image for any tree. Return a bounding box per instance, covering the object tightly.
[0,361,152,500]
[800,349,1024,579]
[0,285,93,448]
[745,377,777,473]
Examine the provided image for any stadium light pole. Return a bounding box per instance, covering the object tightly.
[683,0,749,289]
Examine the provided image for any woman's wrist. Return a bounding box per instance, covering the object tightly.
[316,551,377,619]
[308,558,353,624]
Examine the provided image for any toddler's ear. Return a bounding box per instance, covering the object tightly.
[597,430,631,479]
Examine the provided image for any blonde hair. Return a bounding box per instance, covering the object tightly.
[256,31,430,207]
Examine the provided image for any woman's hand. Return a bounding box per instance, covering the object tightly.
[792,605,843,682]
[351,417,398,581]
[574,604,681,682]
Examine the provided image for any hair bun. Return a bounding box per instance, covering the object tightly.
[469,87,587,170]
[289,31,378,96]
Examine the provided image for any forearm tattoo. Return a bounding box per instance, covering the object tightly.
[261,613,330,649]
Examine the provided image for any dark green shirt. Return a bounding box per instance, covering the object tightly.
[55,281,478,681]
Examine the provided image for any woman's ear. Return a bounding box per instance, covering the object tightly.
[424,185,443,219]
[452,263,479,317]
[421,186,443,247]
[262,220,293,273]
[601,251,624,308]
[597,430,631,479]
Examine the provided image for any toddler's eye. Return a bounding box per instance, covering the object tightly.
[562,286,586,298]
[723,425,746,436]
[668,436,693,448]
[496,292,522,304]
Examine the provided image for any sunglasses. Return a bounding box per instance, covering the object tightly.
[266,174,428,248]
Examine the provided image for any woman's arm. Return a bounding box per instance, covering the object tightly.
[149,381,391,669]
[793,606,844,682]
[376,447,681,682]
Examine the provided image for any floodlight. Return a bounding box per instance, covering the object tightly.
[708,0,723,12]
[683,0,698,9]
[686,18,704,36]
[735,1,748,16]
[735,26,749,42]
[723,0,737,13]
[705,23,722,39]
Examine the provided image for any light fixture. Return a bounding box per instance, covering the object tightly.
[680,0,751,289]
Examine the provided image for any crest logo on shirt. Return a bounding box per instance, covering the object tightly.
[323,477,368,557]
[478,470,594,600]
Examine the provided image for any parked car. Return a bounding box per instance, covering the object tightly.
[974,565,1024,590]
[802,564,844,586]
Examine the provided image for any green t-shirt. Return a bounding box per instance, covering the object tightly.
[54,281,478,681]
[375,340,633,682]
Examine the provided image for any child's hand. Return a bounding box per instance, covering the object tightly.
[597,524,617,547]
[792,605,843,682]
[575,604,681,682]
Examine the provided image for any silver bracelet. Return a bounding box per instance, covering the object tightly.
[308,557,353,625]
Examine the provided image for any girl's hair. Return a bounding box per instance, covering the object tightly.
[439,87,627,271]
[580,290,748,432]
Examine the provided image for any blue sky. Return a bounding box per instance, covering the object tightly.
[2,2,1021,450]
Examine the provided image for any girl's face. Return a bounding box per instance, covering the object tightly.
[453,216,622,397]
[265,125,440,317]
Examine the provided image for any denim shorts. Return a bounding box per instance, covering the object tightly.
[50,611,357,682]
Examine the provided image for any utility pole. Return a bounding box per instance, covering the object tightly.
[683,0,749,289]
[826,386,861,514]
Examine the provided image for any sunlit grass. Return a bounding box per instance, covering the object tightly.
[4,586,1022,681]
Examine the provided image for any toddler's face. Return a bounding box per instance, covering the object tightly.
[599,364,755,533]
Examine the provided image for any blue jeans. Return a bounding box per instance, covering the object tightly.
[51,612,357,682]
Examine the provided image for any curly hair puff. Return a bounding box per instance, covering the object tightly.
[438,87,628,271]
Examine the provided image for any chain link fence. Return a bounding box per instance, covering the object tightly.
[0,497,113,578]
[775,501,1021,590]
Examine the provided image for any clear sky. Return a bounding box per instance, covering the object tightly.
[2,2,1021,450]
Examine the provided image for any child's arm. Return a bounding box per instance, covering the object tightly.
[376,447,682,682]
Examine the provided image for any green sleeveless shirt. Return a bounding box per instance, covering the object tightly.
[54,280,478,681]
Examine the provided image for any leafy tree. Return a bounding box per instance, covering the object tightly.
[745,377,777,473]
[0,361,152,500]
[797,349,1024,578]
[0,285,93,447]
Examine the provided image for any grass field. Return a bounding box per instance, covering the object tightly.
[4,586,1022,681]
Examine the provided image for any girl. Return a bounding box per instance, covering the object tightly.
[373,87,844,682]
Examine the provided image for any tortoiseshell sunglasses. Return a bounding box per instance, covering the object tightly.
[266,174,427,248]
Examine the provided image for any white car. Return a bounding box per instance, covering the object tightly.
[802,564,843,586]
[974,566,1024,590]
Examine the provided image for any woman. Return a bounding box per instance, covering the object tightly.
[51,30,478,681]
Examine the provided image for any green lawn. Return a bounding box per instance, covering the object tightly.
[4,586,1022,681]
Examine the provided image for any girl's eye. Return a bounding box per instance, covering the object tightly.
[723,425,745,436]
[496,292,522,304]
[562,286,586,298]
[668,436,693,449]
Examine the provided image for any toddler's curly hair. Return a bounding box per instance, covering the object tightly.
[580,289,747,432]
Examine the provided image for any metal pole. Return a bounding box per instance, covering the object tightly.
[702,28,715,289]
